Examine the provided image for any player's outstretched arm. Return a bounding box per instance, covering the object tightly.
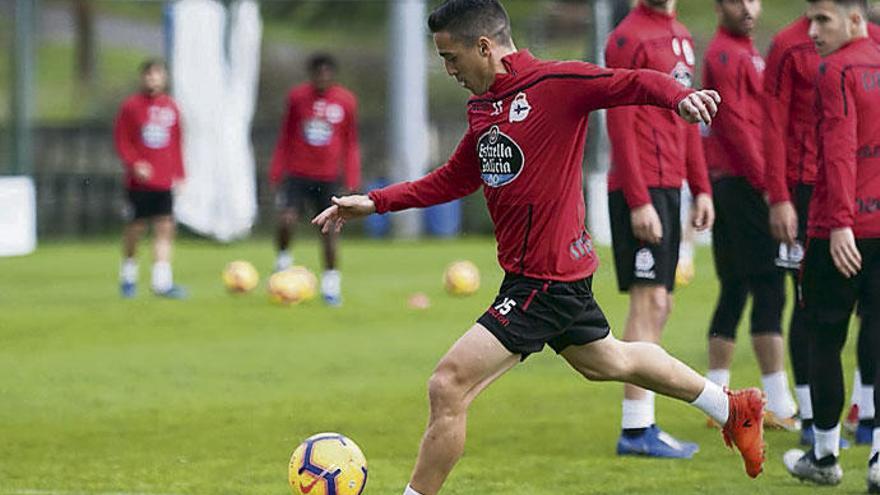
[312,195,376,234]
[678,90,721,125]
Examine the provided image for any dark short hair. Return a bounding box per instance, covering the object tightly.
[807,0,868,12]
[140,58,166,75]
[307,53,338,74]
[427,0,513,46]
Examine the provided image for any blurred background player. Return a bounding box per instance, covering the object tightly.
[315,2,765,493]
[783,0,880,487]
[269,53,361,306]
[605,0,714,458]
[764,0,880,446]
[702,0,800,430]
[113,59,186,299]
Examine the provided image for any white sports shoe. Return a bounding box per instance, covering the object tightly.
[783,449,842,486]
[868,454,880,493]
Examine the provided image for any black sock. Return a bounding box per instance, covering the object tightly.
[622,427,649,438]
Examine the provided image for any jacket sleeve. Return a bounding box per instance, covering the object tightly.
[269,94,295,186]
[685,124,711,197]
[816,61,858,230]
[604,33,651,208]
[113,100,143,173]
[763,38,793,204]
[343,97,362,191]
[704,51,766,190]
[369,130,482,214]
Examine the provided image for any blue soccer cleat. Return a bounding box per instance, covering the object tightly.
[616,425,700,459]
[120,281,137,298]
[800,425,850,448]
[154,284,188,300]
[322,292,342,307]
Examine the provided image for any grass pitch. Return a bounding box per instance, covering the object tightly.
[0,237,863,494]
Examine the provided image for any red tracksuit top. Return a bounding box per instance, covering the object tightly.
[269,83,361,191]
[808,38,880,240]
[764,18,880,204]
[113,92,184,191]
[702,27,766,190]
[369,50,691,281]
[605,2,710,208]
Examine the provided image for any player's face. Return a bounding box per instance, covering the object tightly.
[718,0,761,36]
[141,66,167,95]
[433,31,494,95]
[311,65,336,92]
[807,1,862,57]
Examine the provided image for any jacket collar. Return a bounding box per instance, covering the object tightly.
[488,49,538,94]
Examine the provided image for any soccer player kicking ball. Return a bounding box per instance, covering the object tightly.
[314,1,764,493]
[604,0,714,458]
[782,0,880,489]
[701,0,801,431]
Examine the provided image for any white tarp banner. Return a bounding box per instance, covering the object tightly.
[170,0,261,241]
[0,176,37,256]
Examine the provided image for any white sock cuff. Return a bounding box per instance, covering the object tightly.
[815,425,841,459]
[621,395,655,430]
[403,484,424,495]
[861,386,876,419]
[795,385,813,420]
[854,370,864,403]
[762,371,797,418]
[707,369,731,388]
[691,379,729,426]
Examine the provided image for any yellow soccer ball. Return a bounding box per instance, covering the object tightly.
[222,260,259,293]
[444,260,480,296]
[269,267,317,305]
[289,433,367,495]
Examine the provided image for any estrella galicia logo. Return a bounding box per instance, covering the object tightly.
[477,125,525,187]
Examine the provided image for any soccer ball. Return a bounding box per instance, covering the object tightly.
[268,267,317,305]
[444,260,480,296]
[289,432,367,495]
[222,260,259,293]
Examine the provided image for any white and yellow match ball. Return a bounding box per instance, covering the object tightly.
[443,260,480,296]
[289,432,368,495]
[268,267,317,305]
[222,260,259,293]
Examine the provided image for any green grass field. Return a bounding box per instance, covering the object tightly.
[0,237,865,494]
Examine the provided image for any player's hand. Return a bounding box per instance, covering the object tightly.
[678,90,721,125]
[133,160,153,182]
[691,193,715,231]
[173,179,187,196]
[769,201,798,245]
[830,227,861,278]
[312,195,376,234]
[630,203,663,244]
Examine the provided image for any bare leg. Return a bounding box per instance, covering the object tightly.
[564,334,705,401]
[277,209,297,253]
[320,230,338,271]
[752,334,785,375]
[709,337,736,371]
[152,215,175,264]
[622,285,671,400]
[122,220,147,259]
[409,324,520,495]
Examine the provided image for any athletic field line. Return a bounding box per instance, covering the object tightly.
[2,489,184,495]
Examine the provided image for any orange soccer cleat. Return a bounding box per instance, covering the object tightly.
[722,388,766,478]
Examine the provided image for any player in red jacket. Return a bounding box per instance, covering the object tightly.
[314,2,765,493]
[702,0,800,432]
[113,59,186,299]
[269,54,361,306]
[604,0,713,458]
[782,0,880,488]
[765,11,880,447]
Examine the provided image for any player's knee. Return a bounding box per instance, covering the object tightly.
[427,366,467,413]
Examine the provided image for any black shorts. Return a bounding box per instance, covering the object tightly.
[711,177,779,280]
[476,274,611,359]
[277,176,338,216]
[800,238,880,326]
[126,189,173,220]
[609,187,681,292]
